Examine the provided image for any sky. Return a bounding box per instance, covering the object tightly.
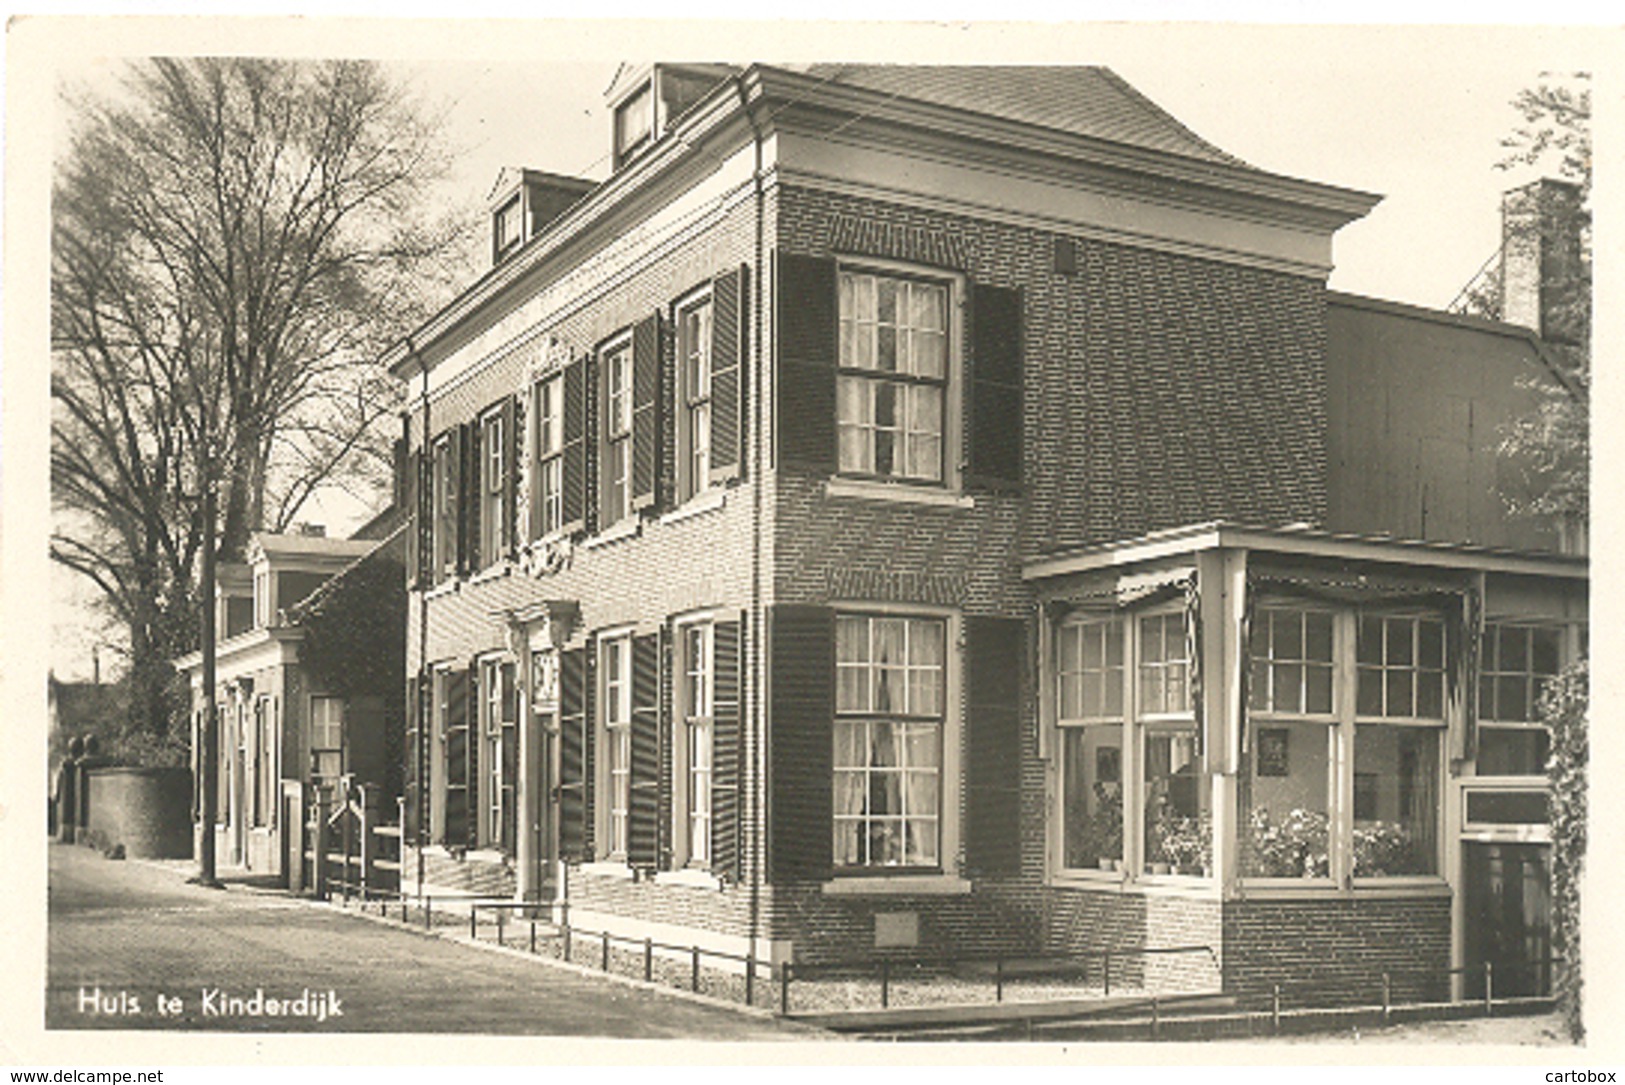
[36,21,1603,681]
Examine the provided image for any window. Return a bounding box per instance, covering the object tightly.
[1239,607,1336,879]
[834,615,945,869]
[1477,623,1563,776]
[601,341,633,528]
[613,83,654,168]
[255,696,275,829]
[837,269,948,482]
[432,435,456,580]
[678,294,713,502]
[1057,618,1124,870]
[1136,613,1203,876]
[253,569,271,629]
[677,621,714,867]
[600,635,633,859]
[474,656,513,851]
[495,196,523,256]
[1357,615,1446,720]
[480,409,506,569]
[311,697,344,784]
[533,374,564,538]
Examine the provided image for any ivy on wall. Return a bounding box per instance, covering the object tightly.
[1544,658,1587,1043]
[290,545,407,703]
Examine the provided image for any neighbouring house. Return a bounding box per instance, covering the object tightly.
[177,515,406,880]
[385,63,1586,1004]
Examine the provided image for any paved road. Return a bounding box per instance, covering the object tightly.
[47,843,815,1038]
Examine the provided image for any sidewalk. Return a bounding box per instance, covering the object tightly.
[47,842,817,1038]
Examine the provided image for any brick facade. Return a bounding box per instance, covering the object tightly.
[1222,896,1452,1005]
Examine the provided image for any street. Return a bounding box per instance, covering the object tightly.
[47,843,816,1038]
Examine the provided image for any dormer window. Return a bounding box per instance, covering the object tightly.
[494,196,523,259]
[613,83,654,169]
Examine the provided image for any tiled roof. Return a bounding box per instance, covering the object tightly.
[250,533,378,562]
[799,64,1247,167]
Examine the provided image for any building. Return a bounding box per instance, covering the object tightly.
[177,516,406,878]
[386,64,1586,1002]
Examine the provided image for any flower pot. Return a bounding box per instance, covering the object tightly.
[1150,862,1171,876]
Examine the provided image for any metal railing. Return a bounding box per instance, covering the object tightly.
[779,943,1222,1016]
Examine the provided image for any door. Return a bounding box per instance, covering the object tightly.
[1463,842,1552,997]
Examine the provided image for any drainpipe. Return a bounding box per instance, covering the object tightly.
[735,71,768,974]
[412,339,429,903]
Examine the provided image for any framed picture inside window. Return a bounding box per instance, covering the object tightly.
[1257,727,1290,777]
[1096,745,1120,784]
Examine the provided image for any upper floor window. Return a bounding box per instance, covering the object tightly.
[494,196,523,257]
[432,435,456,581]
[533,374,564,538]
[613,84,654,168]
[678,294,713,502]
[480,409,506,569]
[836,269,949,483]
[601,340,633,527]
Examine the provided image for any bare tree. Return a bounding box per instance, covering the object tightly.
[52,58,473,748]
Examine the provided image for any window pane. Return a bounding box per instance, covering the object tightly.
[1418,620,1443,670]
[1353,725,1439,876]
[1306,664,1333,715]
[1240,720,1330,878]
[1416,672,1444,720]
[1386,619,1413,666]
[1357,616,1382,665]
[1531,628,1562,675]
[1386,669,1413,717]
[1105,621,1124,668]
[1305,612,1334,663]
[837,615,869,663]
[1273,664,1302,714]
[1498,675,1529,722]
[1275,611,1303,660]
[1060,674,1083,720]
[1143,731,1209,875]
[1477,728,1550,776]
[1501,626,1529,672]
[1062,725,1123,869]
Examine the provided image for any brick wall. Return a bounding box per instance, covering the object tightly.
[1222,896,1451,1005]
[1043,887,1223,994]
[409,846,518,898]
[767,885,1038,965]
[777,185,1330,557]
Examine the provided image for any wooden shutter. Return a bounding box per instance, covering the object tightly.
[775,252,837,472]
[558,646,590,860]
[768,604,834,883]
[968,282,1024,490]
[502,395,519,557]
[465,422,483,572]
[709,265,747,484]
[500,662,518,855]
[414,447,433,588]
[631,314,662,512]
[404,675,421,844]
[965,615,1025,876]
[405,448,423,589]
[443,668,470,846]
[561,355,590,536]
[628,631,662,869]
[711,614,744,882]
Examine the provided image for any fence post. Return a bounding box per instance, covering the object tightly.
[471,905,479,940]
[602,931,611,972]
[692,946,701,993]
[644,938,653,982]
[1484,961,1494,1016]
[497,907,505,947]
[424,895,432,930]
[881,959,890,1009]
[563,922,572,962]
[996,955,1005,1003]
[312,793,329,900]
[1271,984,1281,1034]
[1150,994,1160,1039]
[780,963,790,1016]
[1382,973,1391,1022]
[746,952,755,1007]
[1103,951,1111,997]
[359,785,375,902]
[530,919,537,955]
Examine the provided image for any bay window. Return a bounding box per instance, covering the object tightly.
[833,614,945,869]
[836,269,948,483]
[1353,614,1444,877]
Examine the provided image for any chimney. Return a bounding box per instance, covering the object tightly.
[1499,178,1586,346]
